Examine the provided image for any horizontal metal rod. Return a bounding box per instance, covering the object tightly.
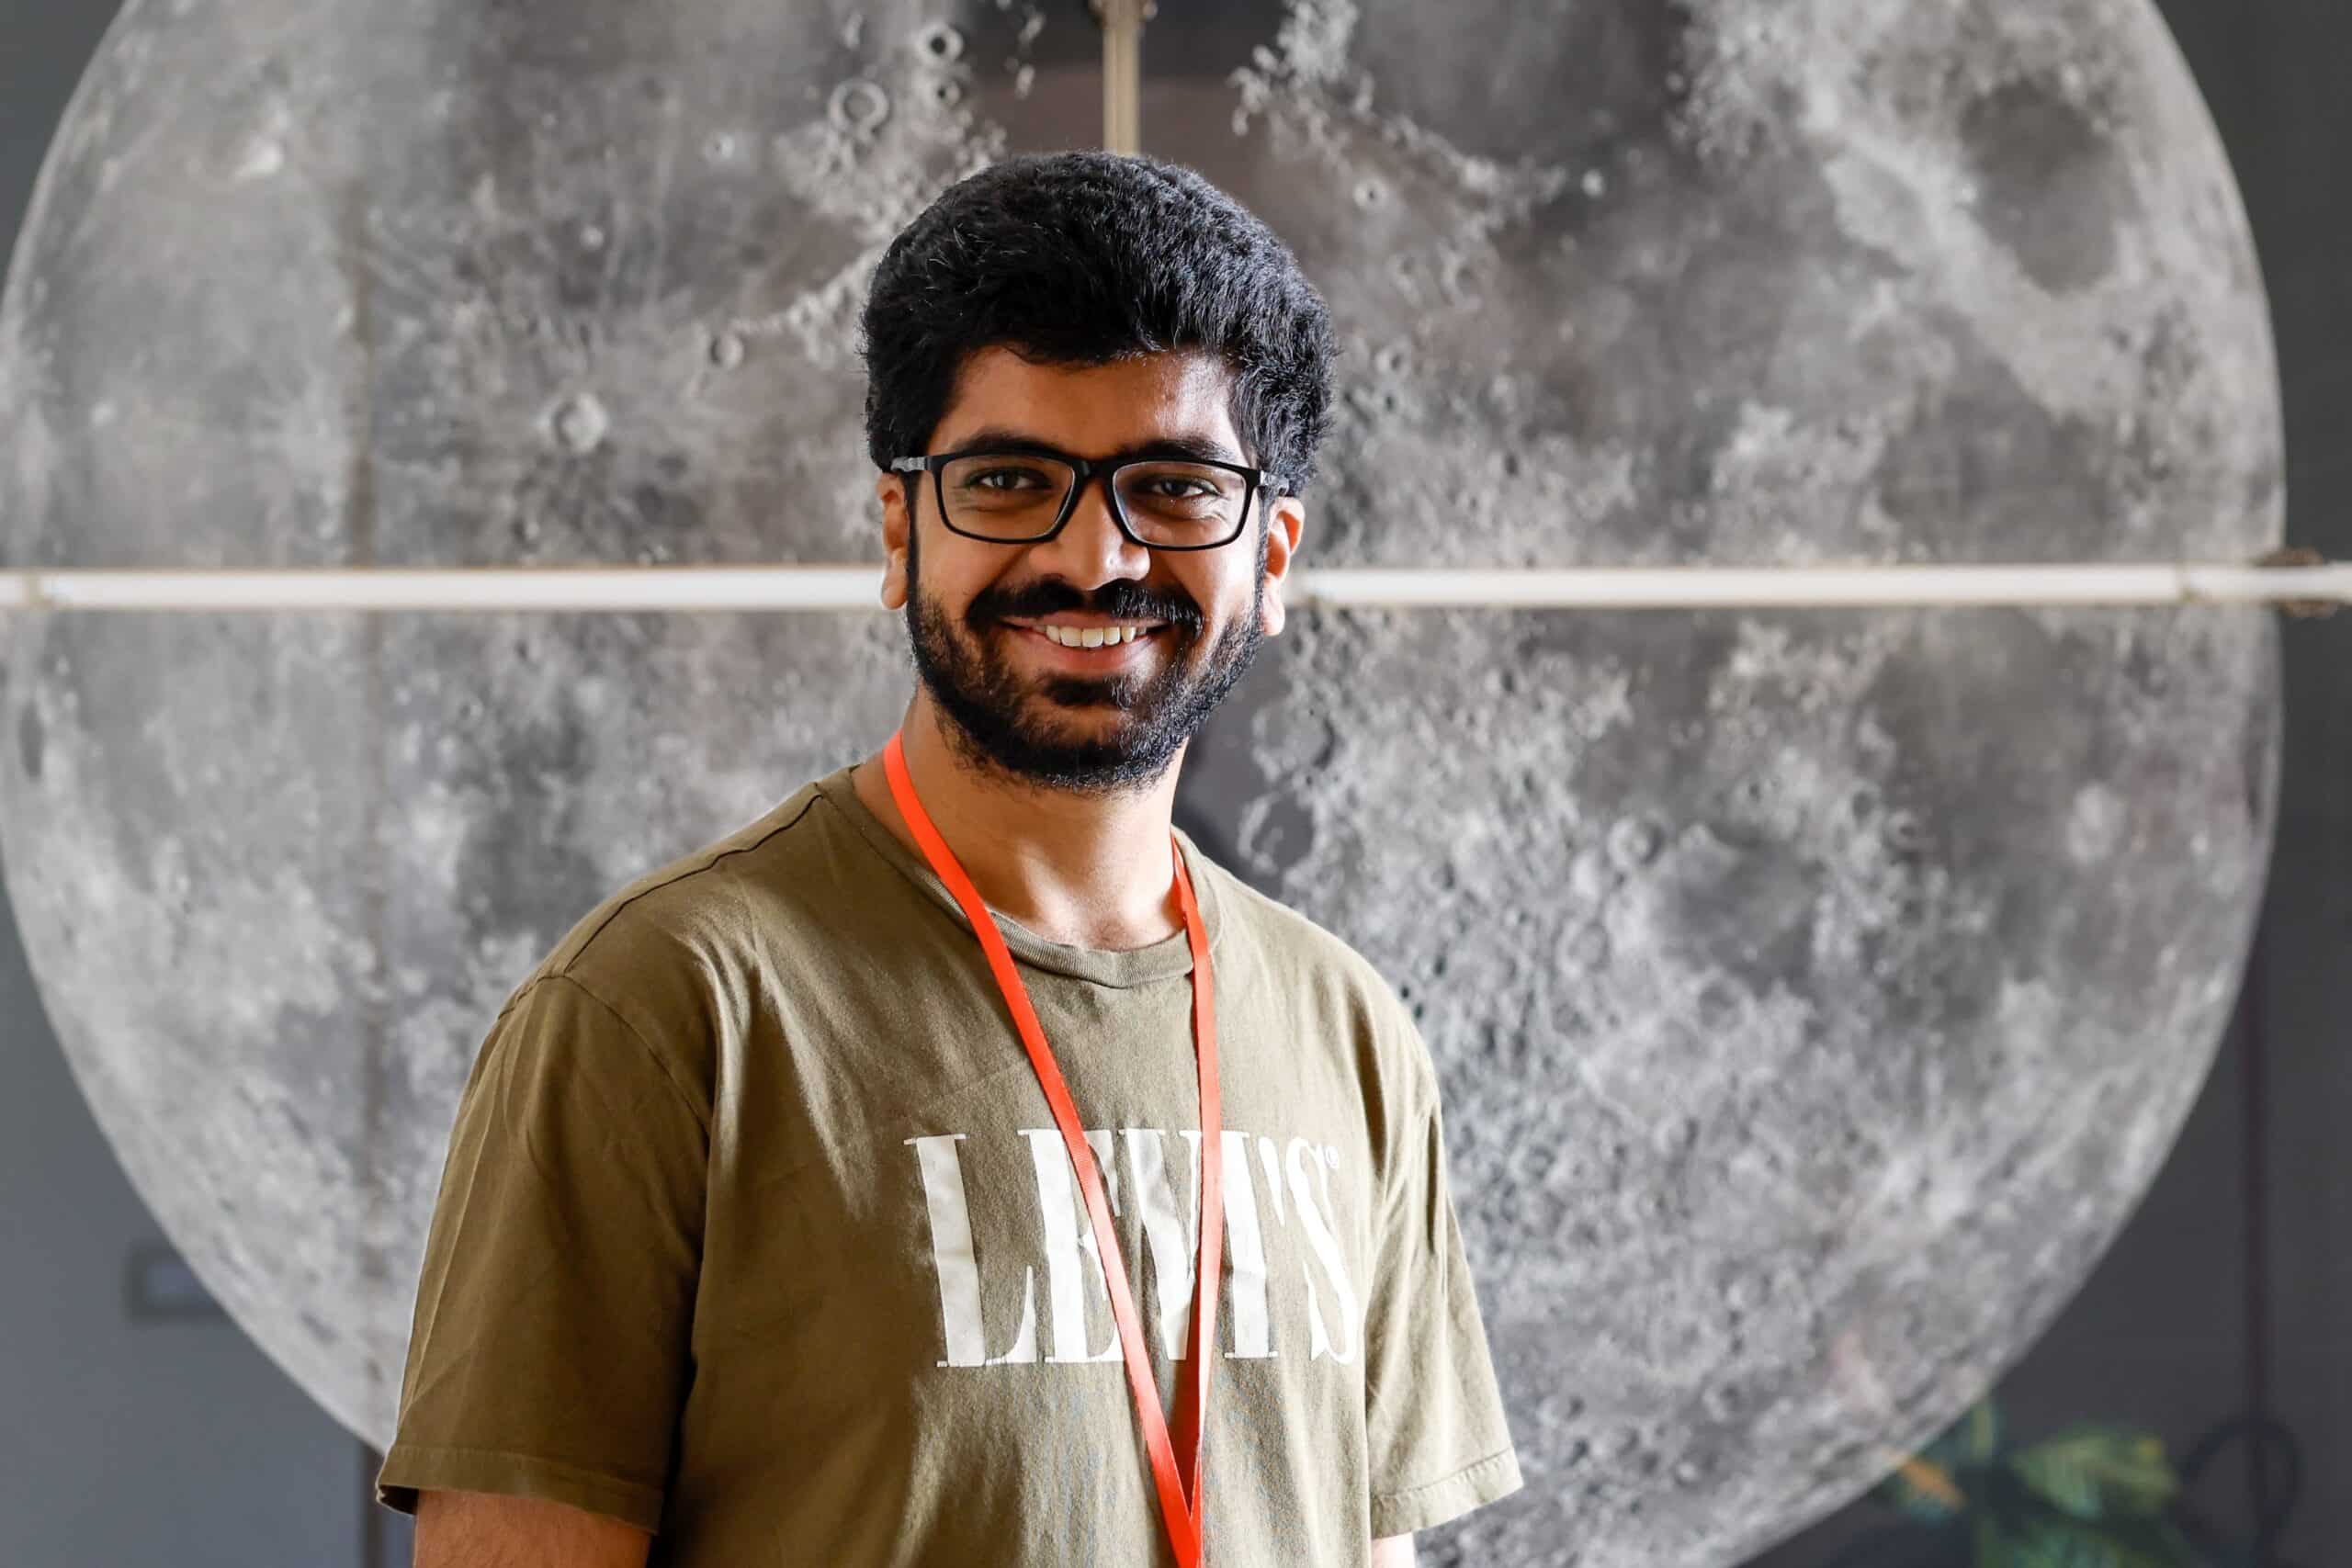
[0,561,2340,613]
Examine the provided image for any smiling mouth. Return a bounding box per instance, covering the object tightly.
[1001,619,1173,652]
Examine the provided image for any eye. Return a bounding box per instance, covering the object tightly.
[971,467,1050,491]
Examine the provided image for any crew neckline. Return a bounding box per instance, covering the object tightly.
[811,761,1227,990]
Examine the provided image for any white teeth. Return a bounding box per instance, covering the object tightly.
[1035,623,1152,648]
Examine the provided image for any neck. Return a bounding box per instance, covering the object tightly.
[851,694,1188,952]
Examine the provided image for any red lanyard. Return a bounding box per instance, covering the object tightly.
[885,730,1223,1566]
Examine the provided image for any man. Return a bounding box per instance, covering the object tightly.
[376,150,1522,1566]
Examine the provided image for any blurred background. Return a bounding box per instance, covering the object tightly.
[3,1,2346,1564]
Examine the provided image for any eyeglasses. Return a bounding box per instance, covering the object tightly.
[888,445,1269,551]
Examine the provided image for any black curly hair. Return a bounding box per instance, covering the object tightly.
[858,150,1336,505]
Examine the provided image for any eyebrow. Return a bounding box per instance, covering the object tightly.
[947,425,1251,468]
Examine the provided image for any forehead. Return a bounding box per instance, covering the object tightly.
[932,345,1245,461]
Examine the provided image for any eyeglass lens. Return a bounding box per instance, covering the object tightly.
[937,454,1250,546]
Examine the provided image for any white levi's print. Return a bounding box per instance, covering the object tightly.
[904,1125,1363,1370]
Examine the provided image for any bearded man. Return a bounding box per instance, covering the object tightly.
[378,149,1522,1568]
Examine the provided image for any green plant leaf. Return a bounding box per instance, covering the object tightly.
[2011,1427,2178,1520]
[2091,1510,2213,1568]
[2007,1508,2198,1568]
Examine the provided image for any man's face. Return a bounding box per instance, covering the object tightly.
[876,345,1305,796]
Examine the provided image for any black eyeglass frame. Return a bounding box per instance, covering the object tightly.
[888,445,1274,552]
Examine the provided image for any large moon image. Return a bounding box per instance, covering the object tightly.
[0,0,2279,1563]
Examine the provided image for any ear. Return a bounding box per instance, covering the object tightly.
[1258,494,1306,637]
[876,471,911,611]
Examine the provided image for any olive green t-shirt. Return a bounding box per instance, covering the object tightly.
[375,761,1522,1564]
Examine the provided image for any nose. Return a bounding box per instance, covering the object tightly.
[1026,469,1155,588]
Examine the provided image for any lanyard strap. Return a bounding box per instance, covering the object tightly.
[884,731,1224,1566]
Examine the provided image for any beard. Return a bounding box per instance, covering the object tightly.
[902,520,1268,796]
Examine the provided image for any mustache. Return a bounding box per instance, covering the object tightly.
[973,581,1202,631]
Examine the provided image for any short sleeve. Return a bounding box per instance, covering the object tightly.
[374,972,709,1533]
[1361,1028,1524,1538]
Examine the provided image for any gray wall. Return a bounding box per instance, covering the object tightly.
[0,2,2341,1564]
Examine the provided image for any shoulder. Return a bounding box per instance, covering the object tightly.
[1190,845,1442,1116]
[1205,854,1420,1029]
[547,783,826,971]
[497,779,837,1103]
